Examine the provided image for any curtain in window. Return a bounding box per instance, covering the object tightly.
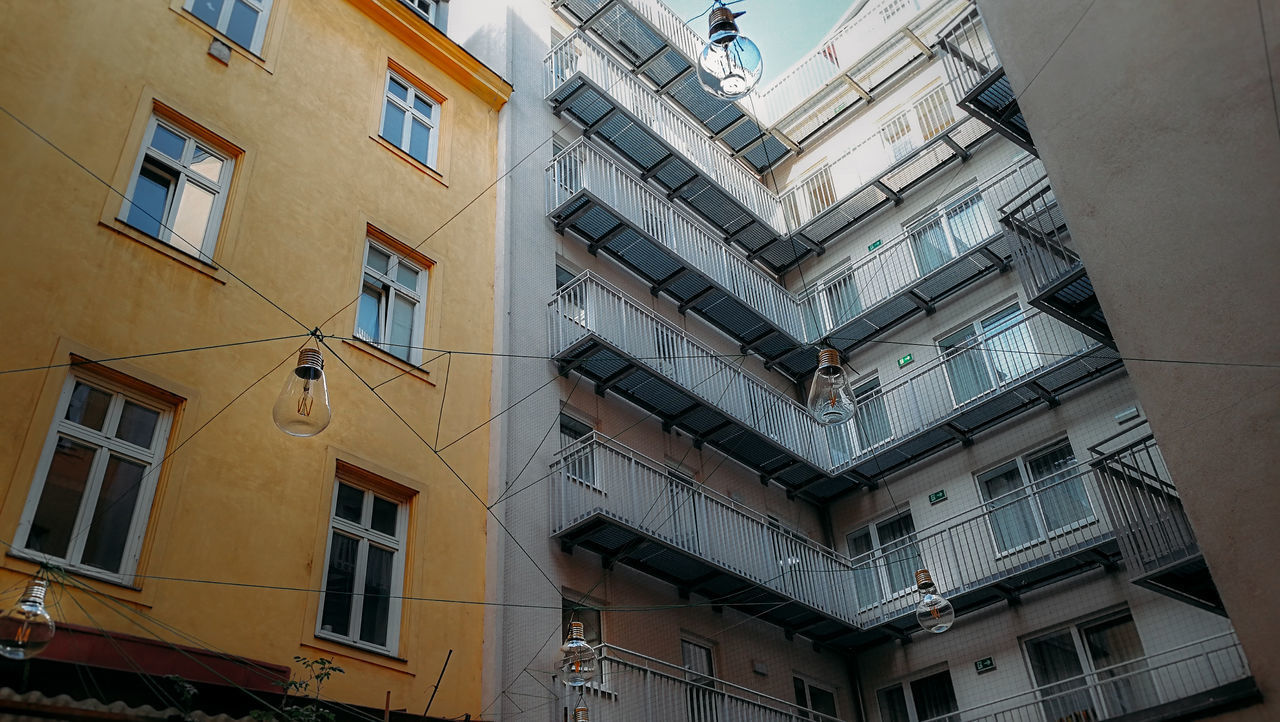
[1028,444,1093,531]
[1084,617,1158,716]
[940,326,993,405]
[910,218,954,275]
[854,392,892,450]
[682,640,720,722]
[878,515,921,594]
[1027,630,1096,722]
[847,529,882,608]
[979,462,1041,552]
[981,307,1037,385]
[824,277,863,327]
[911,671,959,722]
[944,194,994,251]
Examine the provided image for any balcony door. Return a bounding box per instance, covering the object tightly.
[559,414,595,489]
[682,639,720,722]
[852,378,892,452]
[940,305,1035,406]
[1025,612,1157,721]
[908,189,995,276]
[846,512,920,610]
[876,669,959,722]
[977,441,1094,555]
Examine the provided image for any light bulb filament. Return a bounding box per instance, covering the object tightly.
[297,380,315,417]
[15,623,31,645]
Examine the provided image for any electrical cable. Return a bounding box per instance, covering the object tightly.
[0,333,313,377]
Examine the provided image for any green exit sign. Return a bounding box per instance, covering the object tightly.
[898,353,914,368]
[868,239,883,252]
[975,657,996,674]
[928,489,947,505]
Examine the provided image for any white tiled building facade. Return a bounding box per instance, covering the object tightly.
[452,0,1255,720]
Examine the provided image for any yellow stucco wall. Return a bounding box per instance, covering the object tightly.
[0,0,508,715]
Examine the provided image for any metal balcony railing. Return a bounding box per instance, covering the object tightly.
[546,138,805,341]
[545,30,786,234]
[938,2,1035,154]
[922,633,1253,722]
[551,433,860,626]
[576,645,845,722]
[757,0,971,142]
[550,271,832,470]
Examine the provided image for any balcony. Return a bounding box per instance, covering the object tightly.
[549,0,792,173]
[547,137,807,365]
[551,273,1122,502]
[1003,175,1113,347]
[549,271,849,492]
[938,2,1036,155]
[546,30,786,252]
[574,645,845,721]
[552,434,864,648]
[935,633,1257,722]
[755,0,973,147]
[804,310,1121,499]
[1091,428,1225,615]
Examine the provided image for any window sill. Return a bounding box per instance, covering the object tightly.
[100,220,228,285]
[5,549,152,607]
[170,7,274,73]
[304,634,414,673]
[370,136,447,188]
[342,339,435,387]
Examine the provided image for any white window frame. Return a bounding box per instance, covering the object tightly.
[15,373,174,585]
[845,510,920,609]
[1021,610,1153,722]
[913,86,956,143]
[380,70,440,169]
[975,439,1097,557]
[905,186,996,275]
[118,116,234,262]
[183,0,274,55]
[400,0,437,24]
[315,479,408,656]
[875,667,960,722]
[354,240,428,365]
[792,673,840,721]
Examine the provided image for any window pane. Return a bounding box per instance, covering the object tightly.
[982,307,1037,384]
[808,686,837,717]
[25,438,96,559]
[370,496,398,536]
[978,462,1041,552]
[395,263,419,290]
[170,181,216,257]
[387,77,410,102]
[80,456,145,572]
[150,124,187,161]
[356,287,383,343]
[1028,444,1092,530]
[359,545,394,646]
[412,95,433,120]
[910,671,958,720]
[115,402,160,448]
[381,101,406,146]
[335,483,364,523]
[65,382,112,431]
[190,147,224,183]
[366,246,391,275]
[409,119,432,165]
[878,515,921,594]
[1026,631,1094,722]
[910,217,953,275]
[225,0,259,49]
[389,294,415,361]
[126,164,174,239]
[320,532,358,636]
[876,686,910,722]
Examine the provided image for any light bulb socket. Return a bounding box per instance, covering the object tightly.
[573,706,590,722]
[708,6,742,42]
[568,620,586,641]
[295,348,325,380]
[19,579,48,607]
[915,569,936,593]
[817,348,842,372]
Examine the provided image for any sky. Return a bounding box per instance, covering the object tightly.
[661,0,860,86]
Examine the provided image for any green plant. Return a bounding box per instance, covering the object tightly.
[250,656,345,722]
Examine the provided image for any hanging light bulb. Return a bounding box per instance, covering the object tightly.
[560,620,599,687]
[696,3,764,99]
[0,578,56,660]
[573,703,590,722]
[806,348,856,425]
[914,569,955,634]
[273,348,332,437]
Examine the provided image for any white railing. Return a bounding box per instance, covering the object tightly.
[551,433,861,624]
[921,632,1250,722]
[577,644,844,722]
[758,0,971,137]
[549,272,832,468]
[545,30,786,232]
[1002,176,1082,298]
[828,308,1099,474]
[795,154,1043,338]
[938,2,1000,102]
[547,138,804,338]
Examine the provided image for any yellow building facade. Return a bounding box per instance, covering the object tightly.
[0,0,509,717]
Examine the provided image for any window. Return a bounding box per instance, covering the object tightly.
[907,189,996,275]
[380,70,440,168]
[17,373,174,582]
[879,87,955,164]
[119,116,234,262]
[846,512,920,609]
[880,112,915,162]
[355,240,428,364]
[852,378,892,451]
[782,166,837,228]
[1024,612,1157,720]
[682,639,720,722]
[558,414,596,488]
[400,0,437,25]
[977,440,1094,554]
[317,478,407,654]
[793,676,838,720]
[913,87,956,143]
[877,669,959,722]
[185,0,274,55]
[555,264,578,290]
[939,304,1037,406]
